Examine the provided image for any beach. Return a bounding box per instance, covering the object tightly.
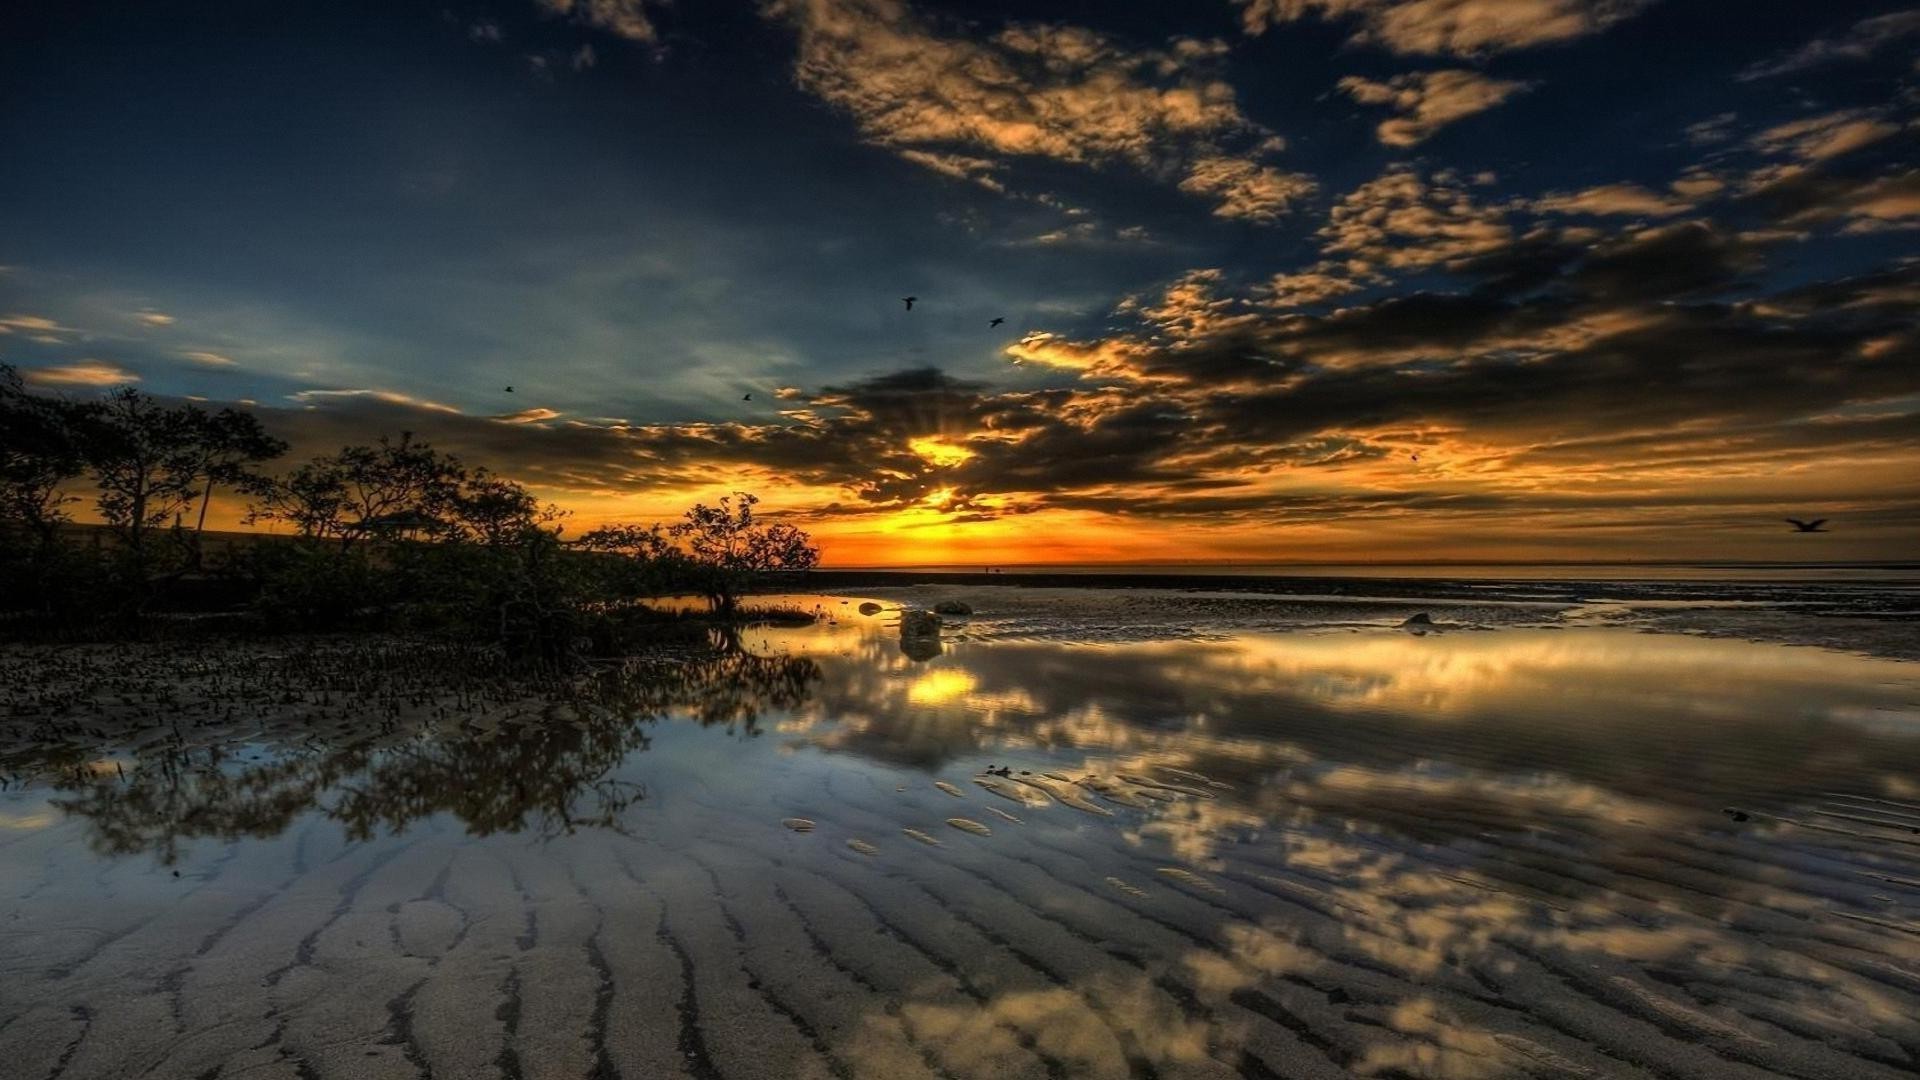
[3,576,1919,1078]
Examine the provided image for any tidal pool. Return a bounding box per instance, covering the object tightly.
[3,596,1920,1079]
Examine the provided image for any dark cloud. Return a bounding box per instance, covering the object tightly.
[233,243,1920,535]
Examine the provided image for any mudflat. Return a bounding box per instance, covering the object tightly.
[3,585,1919,1079]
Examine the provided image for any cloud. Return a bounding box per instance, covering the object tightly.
[1319,165,1513,273]
[1336,69,1529,146]
[469,20,504,43]
[1750,109,1901,163]
[1177,157,1317,220]
[494,407,565,424]
[1227,166,1522,309]
[1263,268,1368,307]
[1005,333,1144,373]
[25,361,140,386]
[535,0,660,42]
[1235,0,1652,56]
[206,245,1919,552]
[894,149,1007,192]
[1532,181,1693,216]
[1740,9,1920,80]
[290,388,463,414]
[135,310,175,327]
[0,314,74,335]
[182,350,238,367]
[1683,111,1738,145]
[764,0,1304,220]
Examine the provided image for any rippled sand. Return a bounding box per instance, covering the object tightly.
[3,592,1920,1078]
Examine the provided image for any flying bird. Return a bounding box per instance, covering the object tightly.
[1785,518,1828,533]
[989,317,1004,327]
[902,296,917,310]
[743,393,752,401]
[504,386,514,393]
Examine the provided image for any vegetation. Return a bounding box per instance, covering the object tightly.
[0,364,820,659]
[670,493,821,612]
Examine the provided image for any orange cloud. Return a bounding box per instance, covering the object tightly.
[1533,182,1693,217]
[0,314,73,335]
[291,388,462,413]
[1237,0,1651,57]
[494,406,564,424]
[25,360,140,386]
[1320,165,1513,272]
[1751,109,1900,163]
[766,0,1304,220]
[1336,69,1528,146]
[1177,157,1316,221]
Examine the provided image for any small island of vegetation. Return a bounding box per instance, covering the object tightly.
[1,363,820,663]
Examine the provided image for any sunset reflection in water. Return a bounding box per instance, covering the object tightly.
[4,602,1919,1078]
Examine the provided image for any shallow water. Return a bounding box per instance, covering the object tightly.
[4,596,1920,1079]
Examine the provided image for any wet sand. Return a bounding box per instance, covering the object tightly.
[3,591,1920,1078]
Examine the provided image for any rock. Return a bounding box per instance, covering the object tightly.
[932,599,973,616]
[900,609,944,661]
[1401,612,1434,627]
[857,601,883,615]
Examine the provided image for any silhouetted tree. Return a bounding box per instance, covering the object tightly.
[248,432,465,546]
[78,388,284,591]
[85,388,206,560]
[182,406,287,555]
[669,492,819,611]
[447,470,559,546]
[0,364,92,554]
[574,522,673,561]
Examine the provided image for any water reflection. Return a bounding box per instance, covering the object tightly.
[5,601,1920,1079]
[777,626,1920,815]
[12,634,821,860]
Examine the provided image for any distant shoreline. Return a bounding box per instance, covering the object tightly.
[809,563,1920,586]
[799,567,1920,613]
[815,560,1920,572]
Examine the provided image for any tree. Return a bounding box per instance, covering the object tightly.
[248,433,465,546]
[447,470,559,546]
[668,492,819,611]
[0,364,92,553]
[574,522,674,561]
[573,521,686,602]
[85,387,206,558]
[183,407,287,542]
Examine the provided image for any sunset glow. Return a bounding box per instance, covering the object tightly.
[4,1,1915,564]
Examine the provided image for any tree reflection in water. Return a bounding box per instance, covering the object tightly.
[40,633,821,861]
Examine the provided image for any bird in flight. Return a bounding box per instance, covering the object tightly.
[902,296,917,311]
[1785,518,1828,532]
[743,393,752,401]
[504,386,514,393]
[1410,452,1419,462]
[989,317,1004,327]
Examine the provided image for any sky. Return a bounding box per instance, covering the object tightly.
[2,0,1917,565]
